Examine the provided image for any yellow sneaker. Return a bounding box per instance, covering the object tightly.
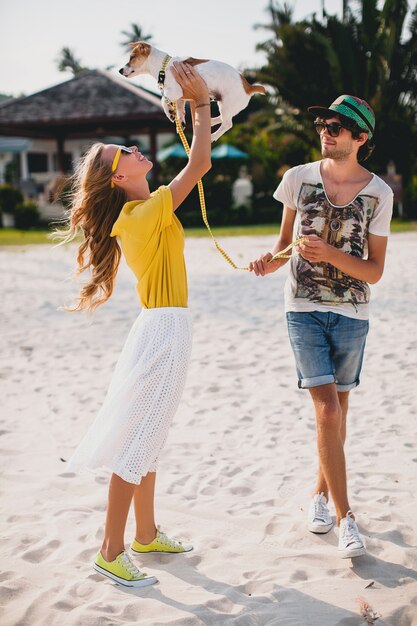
[93,550,158,587]
[131,529,193,554]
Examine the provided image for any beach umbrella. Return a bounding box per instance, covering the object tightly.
[211,144,249,160]
[157,143,188,161]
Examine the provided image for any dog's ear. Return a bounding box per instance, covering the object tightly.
[128,41,151,57]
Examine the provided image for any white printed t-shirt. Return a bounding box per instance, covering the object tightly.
[273,160,393,320]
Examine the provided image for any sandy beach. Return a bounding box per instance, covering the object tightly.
[1,232,416,626]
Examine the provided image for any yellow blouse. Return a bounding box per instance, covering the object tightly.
[110,186,188,309]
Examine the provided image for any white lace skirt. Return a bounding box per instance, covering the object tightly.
[67,307,192,484]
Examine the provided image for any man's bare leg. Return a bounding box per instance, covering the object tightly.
[309,384,350,524]
[314,391,349,501]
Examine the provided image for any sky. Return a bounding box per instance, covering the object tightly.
[0,0,342,98]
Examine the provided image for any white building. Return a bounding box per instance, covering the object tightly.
[0,70,175,221]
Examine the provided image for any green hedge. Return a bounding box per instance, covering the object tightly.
[0,184,24,225]
[14,201,40,229]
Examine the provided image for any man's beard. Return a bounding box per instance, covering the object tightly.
[321,144,353,161]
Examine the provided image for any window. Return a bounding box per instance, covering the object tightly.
[27,152,48,173]
[52,153,73,173]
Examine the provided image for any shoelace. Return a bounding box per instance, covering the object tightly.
[119,552,143,576]
[341,517,361,546]
[313,498,328,521]
[158,531,181,549]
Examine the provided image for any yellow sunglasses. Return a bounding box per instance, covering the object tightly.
[110,146,134,188]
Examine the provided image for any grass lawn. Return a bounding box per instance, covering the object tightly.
[0,218,416,246]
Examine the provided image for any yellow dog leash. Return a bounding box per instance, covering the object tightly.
[158,55,307,270]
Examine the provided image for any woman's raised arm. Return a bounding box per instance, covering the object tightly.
[168,61,212,211]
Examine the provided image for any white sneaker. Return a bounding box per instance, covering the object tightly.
[308,492,334,533]
[338,511,366,558]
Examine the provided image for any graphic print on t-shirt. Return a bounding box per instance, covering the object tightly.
[295,182,378,308]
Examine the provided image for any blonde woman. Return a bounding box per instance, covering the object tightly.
[58,62,211,587]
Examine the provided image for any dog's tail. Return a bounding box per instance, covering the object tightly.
[241,76,266,96]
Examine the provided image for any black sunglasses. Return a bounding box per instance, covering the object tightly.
[314,121,346,138]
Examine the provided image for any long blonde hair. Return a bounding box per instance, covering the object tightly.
[54,143,127,312]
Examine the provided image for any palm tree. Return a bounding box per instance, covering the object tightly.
[120,23,153,49]
[57,47,87,74]
[254,0,417,188]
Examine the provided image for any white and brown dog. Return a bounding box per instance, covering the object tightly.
[119,42,266,142]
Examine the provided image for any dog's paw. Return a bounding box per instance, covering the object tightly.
[162,97,176,123]
[210,130,223,142]
[211,121,232,142]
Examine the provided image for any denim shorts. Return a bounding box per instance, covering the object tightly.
[286,311,369,392]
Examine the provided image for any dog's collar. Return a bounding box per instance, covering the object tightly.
[158,54,172,90]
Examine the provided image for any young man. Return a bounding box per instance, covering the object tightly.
[249,95,393,558]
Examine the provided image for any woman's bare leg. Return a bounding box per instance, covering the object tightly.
[133,471,157,544]
[100,473,135,562]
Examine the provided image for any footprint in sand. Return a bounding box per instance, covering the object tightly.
[22,539,61,563]
[0,570,14,583]
[199,485,216,496]
[77,547,98,561]
[54,581,95,607]
[95,527,104,541]
[52,600,78,612]
[290,569,308,582]
[229,486,253,496]
[166,474,189,493]
[0,578,31,602]
[18,537,33,549]
[7,513,41,524]
[223,466,241,478]
[71,580,95,597]
[94,475,108,485]
[178,554,201,567]
[265,519,281,535]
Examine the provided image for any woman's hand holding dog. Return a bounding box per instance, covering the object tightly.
[170,62,210,105]
[168,62,211,212]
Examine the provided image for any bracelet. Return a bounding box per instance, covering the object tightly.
[195,102,211,109]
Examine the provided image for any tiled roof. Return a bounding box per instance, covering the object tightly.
[0,70,166,128]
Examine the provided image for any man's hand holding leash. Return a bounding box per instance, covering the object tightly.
[297,235,332,264]
[249,253,284,276]
[249,233,312,276]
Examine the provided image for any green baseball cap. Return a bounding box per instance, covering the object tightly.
[308,95,375,139]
